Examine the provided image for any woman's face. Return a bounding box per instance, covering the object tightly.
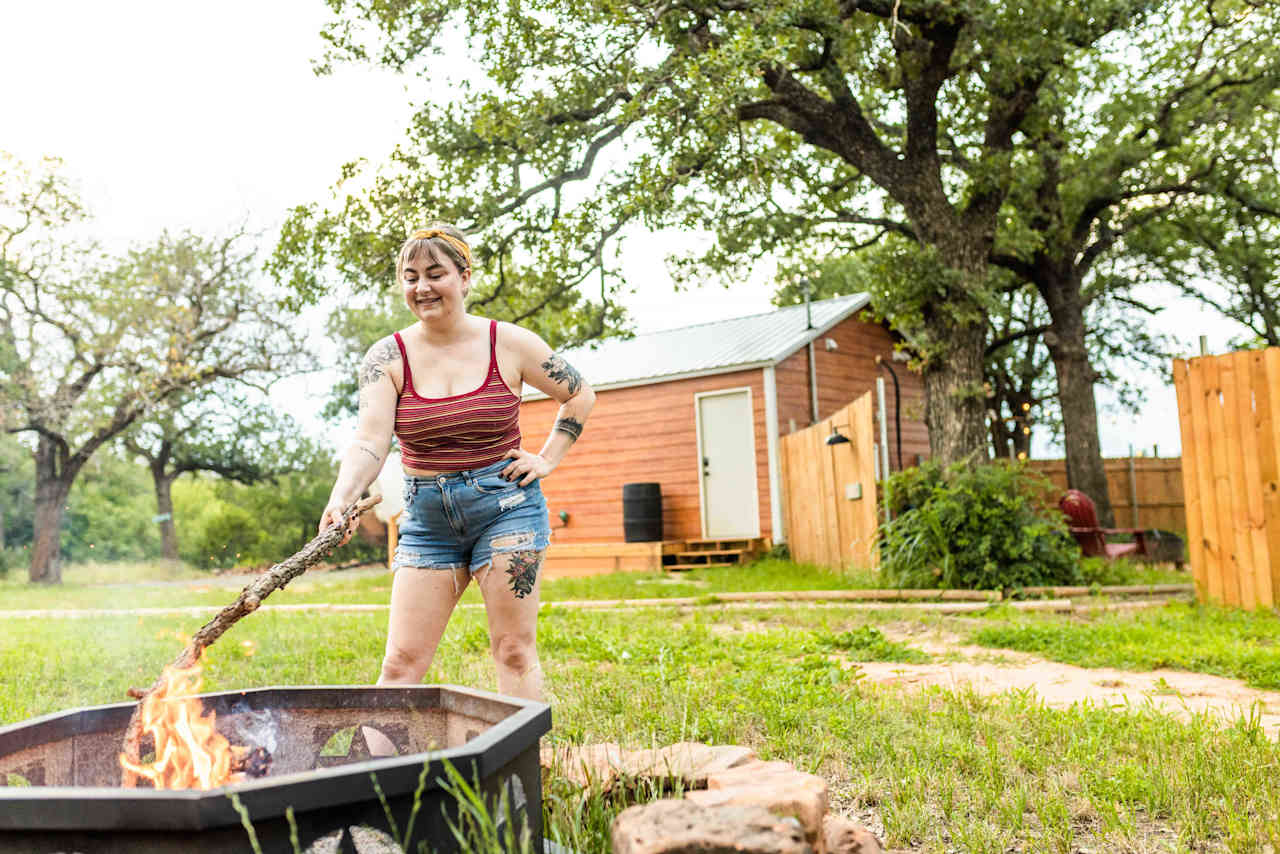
[401,247,470,321]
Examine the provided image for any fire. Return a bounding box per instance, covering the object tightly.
[118,664,236,790]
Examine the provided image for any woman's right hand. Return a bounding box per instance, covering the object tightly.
[319,502,357,546]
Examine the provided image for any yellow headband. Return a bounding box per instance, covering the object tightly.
[409,228,472,271]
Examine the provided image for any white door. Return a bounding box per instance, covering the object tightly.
[696,389,760,538]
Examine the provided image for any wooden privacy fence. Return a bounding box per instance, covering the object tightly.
[1027,457,1186,533]
[779,392,879,570]
[1173,349,1280,608]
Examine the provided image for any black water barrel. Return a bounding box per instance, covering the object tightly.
[622,482,663,542]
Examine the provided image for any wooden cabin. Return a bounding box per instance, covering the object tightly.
[516,294,930,575]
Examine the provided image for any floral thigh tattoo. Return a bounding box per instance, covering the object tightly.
[505,551,542,599]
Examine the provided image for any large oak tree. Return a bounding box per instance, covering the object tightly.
[0,155,306,582]
[280,0,1277,489]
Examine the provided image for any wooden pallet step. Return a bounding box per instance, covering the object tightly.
[673,549,747,560]
[665,562,740,572]
[681,539,754,551]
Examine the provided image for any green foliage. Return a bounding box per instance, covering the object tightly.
[61,451,160,563]
[0,434,33,549]
[322,292,415,421]
[174,449,383,570]
[881,460,1082,590]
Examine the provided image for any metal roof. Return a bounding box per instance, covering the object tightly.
[523,292,871,399]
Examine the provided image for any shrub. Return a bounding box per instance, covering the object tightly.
[879,459,1080,590]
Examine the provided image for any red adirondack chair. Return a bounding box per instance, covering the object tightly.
[1059,489,1150,559]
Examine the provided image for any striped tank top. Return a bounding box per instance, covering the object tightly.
[393,320,522,471]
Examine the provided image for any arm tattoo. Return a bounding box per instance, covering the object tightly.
[554,416,583,442]
[359,339,400,390]
[357,446,381,463]
[540,353,583,396]
[505,550,542,598]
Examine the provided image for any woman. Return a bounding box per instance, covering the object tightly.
[319,224,594,701]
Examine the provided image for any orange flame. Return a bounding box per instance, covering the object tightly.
[118,664,237,790]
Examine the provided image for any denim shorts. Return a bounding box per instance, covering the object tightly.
[393,458,552,574]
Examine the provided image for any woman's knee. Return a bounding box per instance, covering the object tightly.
[380,643,431,681]
[490,631,537,673]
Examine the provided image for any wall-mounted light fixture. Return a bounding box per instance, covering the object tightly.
[825,426,851,446]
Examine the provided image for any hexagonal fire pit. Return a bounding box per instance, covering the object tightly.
[0,685,550,854]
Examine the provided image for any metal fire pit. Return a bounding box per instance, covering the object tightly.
[0,685,550,854]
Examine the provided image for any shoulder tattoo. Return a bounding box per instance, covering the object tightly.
[541,353,583,396]
[360,338,400,390]
[555,416,584,442]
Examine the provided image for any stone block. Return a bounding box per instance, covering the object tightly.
[541,742,627,789]
[625,742,759,789]
[821,814,884,854]
[612,798,813,854]
[705,759,797,789]
[684,770,828,845]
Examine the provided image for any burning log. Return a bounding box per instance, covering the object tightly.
[120,495,381,787]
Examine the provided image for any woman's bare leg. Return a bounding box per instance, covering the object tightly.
[378,566,470,685]
[477,550,544,701]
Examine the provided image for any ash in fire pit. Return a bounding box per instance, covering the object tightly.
[0,685,549,854]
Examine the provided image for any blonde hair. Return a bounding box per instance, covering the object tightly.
[397,223,472,282]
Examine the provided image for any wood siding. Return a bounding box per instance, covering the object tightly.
[776,311,929,472]
[521,368,770,544]
[520,308,929,545]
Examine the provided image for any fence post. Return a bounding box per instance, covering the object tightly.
[1128,445,1139,529]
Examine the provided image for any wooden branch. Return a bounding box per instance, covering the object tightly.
[119,494,382,787]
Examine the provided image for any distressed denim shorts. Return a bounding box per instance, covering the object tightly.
[393,458,552,575]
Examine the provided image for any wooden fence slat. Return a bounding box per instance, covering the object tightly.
[778,393,879,571]
[1235,351,1271,608]
[1221,354,1256,609]
[1172,359,1207,601]
[1263,349,1280,606]
[1187,357,1225,604]
[1205,356,1244,606]
[855,393,878,568]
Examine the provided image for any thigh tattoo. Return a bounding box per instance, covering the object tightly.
[505,551,543,599]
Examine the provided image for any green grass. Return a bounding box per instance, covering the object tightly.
[0,554,1189,613]
[0,557,883,612]
[970,601,1280,690]
[3,600,1280,851]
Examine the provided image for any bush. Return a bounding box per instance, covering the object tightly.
[880,459,1080,590]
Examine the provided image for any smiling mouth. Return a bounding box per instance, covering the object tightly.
[415,296,441,307]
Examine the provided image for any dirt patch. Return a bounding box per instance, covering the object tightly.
[862,624,1280,737]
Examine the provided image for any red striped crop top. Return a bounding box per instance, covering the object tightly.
[393,321,522,471]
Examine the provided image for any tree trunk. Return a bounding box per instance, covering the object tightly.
[29,438,76,584]
[1040,272,1115,526]
[153,470,178,561]
[922,318,990,466]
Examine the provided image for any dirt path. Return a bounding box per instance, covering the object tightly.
[860,624,1280,737]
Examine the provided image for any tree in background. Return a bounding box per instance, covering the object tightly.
[0,154,307,582]
[282,0,1174,467]
[321,292,415,421]
[0,434,34,566]
[776,256,1169,460]
[1129,176,1280,348]
[121,388,314,561]
[985,0,1279,522]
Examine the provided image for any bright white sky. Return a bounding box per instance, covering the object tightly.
[1,1,1245,459]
